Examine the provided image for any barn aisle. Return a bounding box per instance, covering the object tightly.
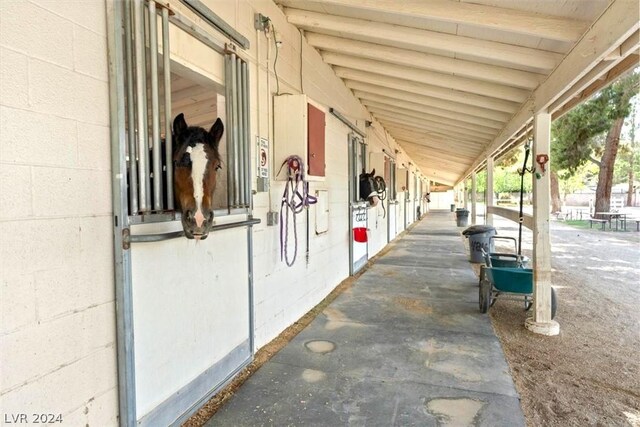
[207,211,525,426]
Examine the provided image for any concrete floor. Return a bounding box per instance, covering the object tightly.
[207,211,525,426]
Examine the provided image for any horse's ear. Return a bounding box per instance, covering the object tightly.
[173,113,187,136]
[371,168,375,176]
[361,168,366,175]
[209,118,224,150]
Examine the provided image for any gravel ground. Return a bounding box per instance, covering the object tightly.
[483,217,640,427]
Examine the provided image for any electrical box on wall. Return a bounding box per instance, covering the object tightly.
[397,167,408,192]
[273,94,326,181]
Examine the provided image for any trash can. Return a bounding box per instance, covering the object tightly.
[455,209,469,227]
[462,225,497,263]
[450,204,456,212]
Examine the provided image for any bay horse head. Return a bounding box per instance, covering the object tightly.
[173,113,224,240]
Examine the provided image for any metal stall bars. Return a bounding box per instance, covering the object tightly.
[124,0,174,220]
[108,1,257,425]
[224,47,252,211]
[124,0,253,220]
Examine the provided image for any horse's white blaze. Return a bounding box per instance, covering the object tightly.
[189,144,208,228]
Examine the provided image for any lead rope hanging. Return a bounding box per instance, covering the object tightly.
[279,155,317,266]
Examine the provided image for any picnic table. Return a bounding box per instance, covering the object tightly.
[594,212,627,231]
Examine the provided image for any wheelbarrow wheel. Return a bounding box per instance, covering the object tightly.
[551,287,558,320]
[479,279,491,313]
[478,266,485,287]
[524,296,532,311]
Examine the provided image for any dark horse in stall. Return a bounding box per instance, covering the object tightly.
[172,113,224,240]
[359,168,387,212]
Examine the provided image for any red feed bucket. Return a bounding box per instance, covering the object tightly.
[353,227,368,243]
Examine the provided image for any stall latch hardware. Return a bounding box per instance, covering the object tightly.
[122,228,131,250]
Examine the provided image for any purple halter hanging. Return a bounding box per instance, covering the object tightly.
[279,155,317,266]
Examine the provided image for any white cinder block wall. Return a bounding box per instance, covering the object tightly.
[0,0,117,425]
[1,0,424,423]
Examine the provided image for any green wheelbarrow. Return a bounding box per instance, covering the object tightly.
[478,236,529,286]
[479,266,557,318]
[478,236,556,318]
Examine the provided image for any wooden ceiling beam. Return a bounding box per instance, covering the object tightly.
[338,69,518,113]
[398,142,477,162]
[552,53,640,119]
[460,0,639,182]
[360,98,503,134]
[377,117,489,144]
[549,30,639,114]
[284,8,563,71]
[372,111,495,140]
[365,104,498,135]
[352,88,511,123]
[306,33,543,90]
[384,128,484,155]
[323,52,529,103]
[279,0,587,42]
[381,123,487,150]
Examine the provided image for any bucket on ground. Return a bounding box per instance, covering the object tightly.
[450,204,456,212]
[462,225,497,263]
[455,209,469,227]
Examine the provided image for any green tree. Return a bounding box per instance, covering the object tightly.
[552,72,639,213]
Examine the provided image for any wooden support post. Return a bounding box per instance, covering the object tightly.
[526,112,560,335]
[471,172,477,224]
[463,183,468,210]
[486,157,494,225]
[426,180,430,212]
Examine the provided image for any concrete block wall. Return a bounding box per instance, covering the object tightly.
[0,0,117,425]
[0,0,428,423]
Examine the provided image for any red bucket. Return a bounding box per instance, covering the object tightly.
[353,227,368,243]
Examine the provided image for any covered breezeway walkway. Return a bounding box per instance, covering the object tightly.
[205,211,525,426]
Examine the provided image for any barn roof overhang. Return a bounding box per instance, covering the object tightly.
[276,0,640,186]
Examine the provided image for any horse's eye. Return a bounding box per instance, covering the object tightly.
[215,164,222,171]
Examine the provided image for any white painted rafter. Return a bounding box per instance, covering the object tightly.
[365,104,498,135]
[323,52,530,102]
[284,8,563,71]
[337,70,518,113]
[386,129,484,155]
[306,33,543,89]
[357,97,504,132]
[460,0,640,182]
[367,106,498,139]
[378,119,489,146]
[279,0,588,42]
[352,88,511,123]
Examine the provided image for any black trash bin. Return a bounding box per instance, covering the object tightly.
[462,225,497,263]
[455,209,469,227]
[450,204,456,212]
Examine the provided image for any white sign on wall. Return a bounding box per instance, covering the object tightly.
[257,137,269,178]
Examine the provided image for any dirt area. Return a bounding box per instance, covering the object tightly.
[486,219,640,427]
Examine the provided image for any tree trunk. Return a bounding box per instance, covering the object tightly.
[628,169,634,206]
[550,171,562,213]
[594,117,624,215]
